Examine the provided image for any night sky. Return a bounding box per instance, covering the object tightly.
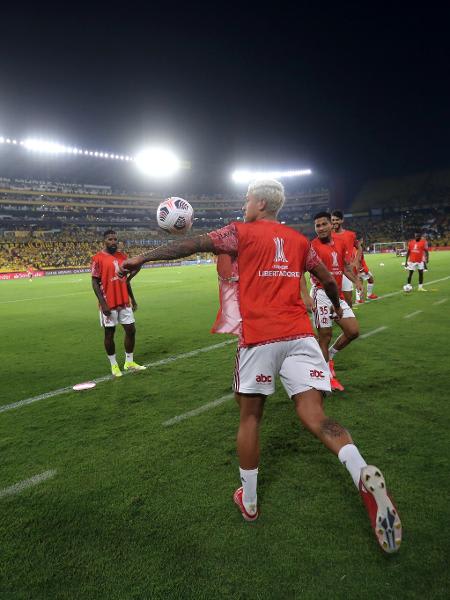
[0,4,449,193]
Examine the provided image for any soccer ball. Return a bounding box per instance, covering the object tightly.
[379,262,385,267]
[156,197,194,234]
[403,284,413,293]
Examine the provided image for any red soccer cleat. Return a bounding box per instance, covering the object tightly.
[233,487,259,522]
[328,359,336,378]
[331,377,345,391]
[359,465,402,554]
[357,299,365,304]
[367,293,378,299]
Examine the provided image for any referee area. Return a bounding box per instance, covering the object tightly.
[1,253,450,599]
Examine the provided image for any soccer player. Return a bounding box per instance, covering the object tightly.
[405,232,429,291]
[120,179,401,554]
[301,212,363,392]
[355,240,378,303]
[91,230,146,377]
[331,210,361,307]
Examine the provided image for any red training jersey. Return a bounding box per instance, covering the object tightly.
[332,229,357,261]
[310,237,347,295]
[91,250,130,310]
[208,220,320,346]
[408,239,428,263]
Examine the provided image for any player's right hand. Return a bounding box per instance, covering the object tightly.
[102,305,112,316]
[119,256,143,277]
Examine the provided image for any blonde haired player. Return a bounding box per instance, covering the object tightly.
[120,179,402,554]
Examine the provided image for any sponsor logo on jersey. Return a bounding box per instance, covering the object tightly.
[331,251,339,268]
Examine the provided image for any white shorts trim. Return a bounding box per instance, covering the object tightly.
[341,274,353,291]
[311,287,355,329]
[99,306,135,327]
[233,337,331,397]
[407,261,424,271]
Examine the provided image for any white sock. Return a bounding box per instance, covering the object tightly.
[125,352,134,363]
[418,284,423,289]
[108,354,118,366]
[355,288,361,301]
[367,283,374,295]
[328,346,339,360]
[338,444,367,488]
[239,467,258,514]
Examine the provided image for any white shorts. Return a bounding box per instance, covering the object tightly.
[359,271,373,281]
[311,287,355,329]
[233,337,331,397]
[407,261,424,271]
[341,274,353,292]
[99,306,135,327]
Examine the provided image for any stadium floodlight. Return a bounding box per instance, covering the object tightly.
[231,168,312,183]
[23,138,67,154]
[135,147,180,177]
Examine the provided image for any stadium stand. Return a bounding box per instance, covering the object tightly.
[1,170,449,272]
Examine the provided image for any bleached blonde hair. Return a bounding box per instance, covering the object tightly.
[247,179,285,215]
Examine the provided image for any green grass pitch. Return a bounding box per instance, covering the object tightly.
[1,252,449,599]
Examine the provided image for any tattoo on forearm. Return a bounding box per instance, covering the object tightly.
[140,235,213,263]
[320,418,347,438]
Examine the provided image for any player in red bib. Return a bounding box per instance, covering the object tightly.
[301,212,363,392]
[91,230,146,377]
[331,210,361,307]
[120,180,401,554]
[405,233,429,291]
[354,240,378,303]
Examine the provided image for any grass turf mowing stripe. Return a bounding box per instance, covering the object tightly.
[0,470,57,498]
[404,310,423,319]
[162,393,234,426]
[0,339,236,414]
[358,275,450,304]
[163,327,388,426]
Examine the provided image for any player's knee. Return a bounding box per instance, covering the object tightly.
[348,328,359,341]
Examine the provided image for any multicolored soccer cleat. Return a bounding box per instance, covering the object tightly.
[123,361,147,371]
[233,487,259,522]
[331,377,345,392]
[359,465,402,554]
[111,364,123,378]
[367,293,378,299]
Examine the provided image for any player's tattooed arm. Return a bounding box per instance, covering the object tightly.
[120,235,216,274]
[308,262,343,319]
[343,262,363,291]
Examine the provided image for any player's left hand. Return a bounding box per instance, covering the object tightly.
[132,300,138,311]
[330,305,344,321]
[356,280,364,293]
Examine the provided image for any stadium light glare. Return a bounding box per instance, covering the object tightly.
[231,168,312,183]
[23,138,67,154]
[135,147,180,177]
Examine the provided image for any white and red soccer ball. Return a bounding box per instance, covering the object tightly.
[156,197,194,234]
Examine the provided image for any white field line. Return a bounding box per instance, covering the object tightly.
[0,280,181,305]
[404,310,423,319]
[433,298,448,306]
[0,470,57,498]
[163,326,388,426]
[358,326,388,339]
[361,275,450,304]
[0,339,236,414]
[162,394,234,426]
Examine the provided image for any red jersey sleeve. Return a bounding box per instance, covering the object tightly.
[305,244,321,272]
[91,254,101,277]
[208,223,238,254]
